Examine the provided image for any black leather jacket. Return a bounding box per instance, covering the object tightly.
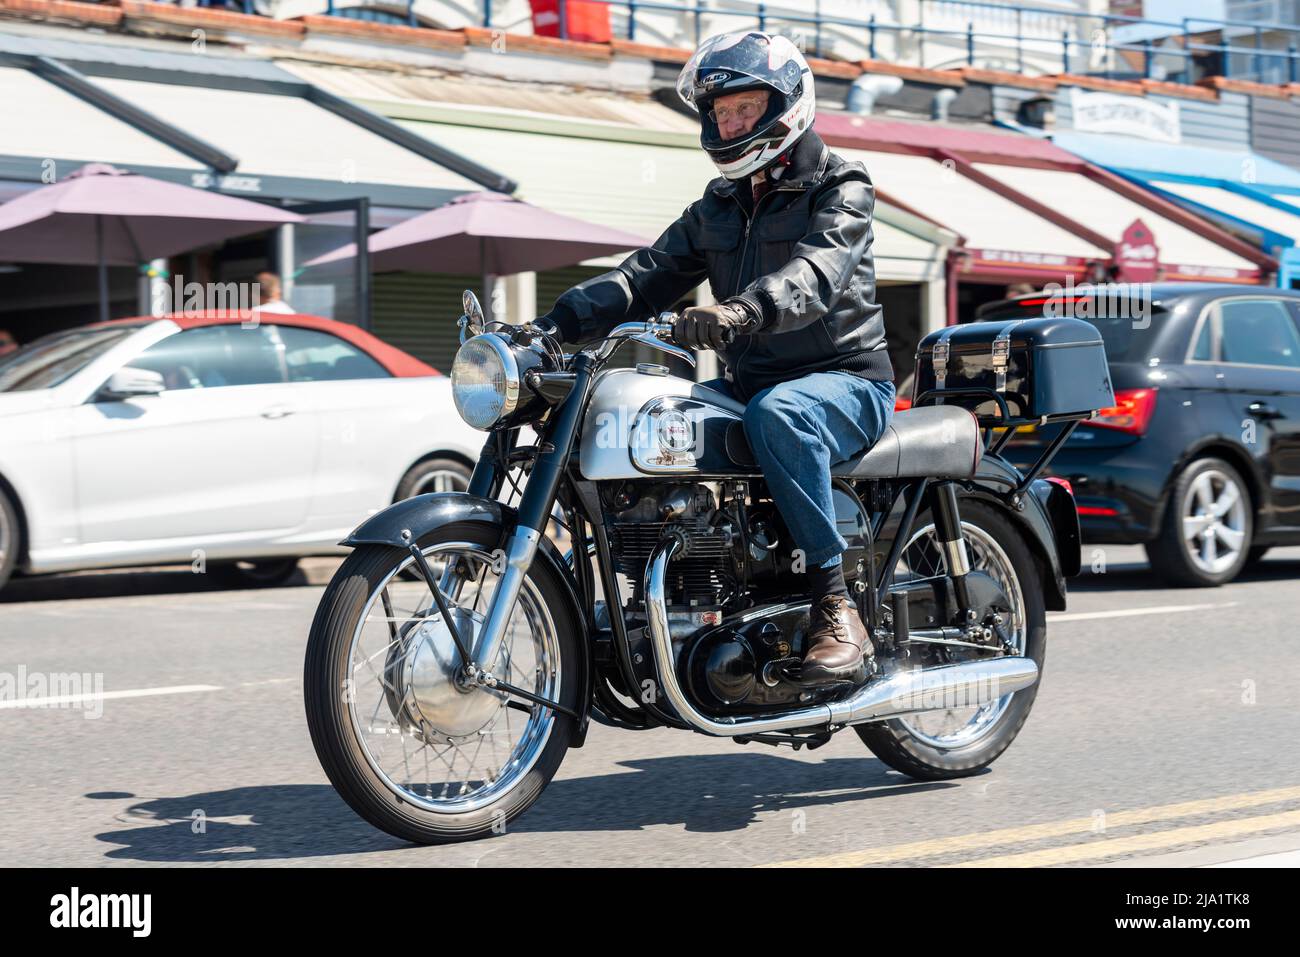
[545,130,892,401]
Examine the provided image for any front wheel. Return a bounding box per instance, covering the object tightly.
[304,522,579,844]
[856,500,1047,780]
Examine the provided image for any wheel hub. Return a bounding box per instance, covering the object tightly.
[385,608,503,741]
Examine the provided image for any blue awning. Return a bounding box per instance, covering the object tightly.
[1052,131,1300,192]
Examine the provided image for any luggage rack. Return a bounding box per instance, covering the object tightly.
[913,386,1098,498]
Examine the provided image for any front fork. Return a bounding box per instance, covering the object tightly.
[451,354,596,672]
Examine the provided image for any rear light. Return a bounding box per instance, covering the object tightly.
[1085,388,1158,435]
[1077,505,1121,517]
[894,395,912,412]
[1045,476,1074,497]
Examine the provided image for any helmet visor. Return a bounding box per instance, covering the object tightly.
[697,90,789,154]
[675,31,806,111]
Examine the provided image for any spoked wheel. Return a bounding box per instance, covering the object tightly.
[856,500,1047,780]
[304,522,579,844]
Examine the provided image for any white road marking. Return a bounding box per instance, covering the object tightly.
[0,683,222,710]
[1049,602,1237,623]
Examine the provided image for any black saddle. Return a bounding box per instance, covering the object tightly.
[726,405,982,480]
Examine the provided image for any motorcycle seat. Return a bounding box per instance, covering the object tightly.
[830,405,982,480]
[724,404,983,480]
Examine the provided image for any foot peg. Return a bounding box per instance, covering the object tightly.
[764,655,871,690]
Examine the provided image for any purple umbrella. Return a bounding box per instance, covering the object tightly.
[0,163,303,322]
[306,191,647,313]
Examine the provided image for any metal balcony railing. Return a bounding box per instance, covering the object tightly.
[190,0,1300,83]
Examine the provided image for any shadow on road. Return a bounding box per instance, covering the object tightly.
[0,562,338,604]
[91,754,958,862]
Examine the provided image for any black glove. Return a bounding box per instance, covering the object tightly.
[534,305,581,343]
[673,301,760,350]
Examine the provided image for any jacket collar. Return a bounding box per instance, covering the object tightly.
[708,129,830,197]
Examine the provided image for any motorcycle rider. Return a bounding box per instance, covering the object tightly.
[537,31,895,684]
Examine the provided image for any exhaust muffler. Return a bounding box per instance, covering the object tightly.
[643,536,1039,737]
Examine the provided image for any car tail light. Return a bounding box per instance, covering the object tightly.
[1077,505,1120,517]
[894,395,912,412]
[1085,388,1158,435]
[1045,476,1074,497]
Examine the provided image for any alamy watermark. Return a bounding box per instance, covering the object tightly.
[149,274,266,325]
[0,666,105,719]
[1038,276,1152,328]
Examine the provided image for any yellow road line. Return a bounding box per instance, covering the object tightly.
[760,785,1300,868]
[947,809,1300,867]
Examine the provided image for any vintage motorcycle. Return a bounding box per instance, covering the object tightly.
[304,291,1113,844]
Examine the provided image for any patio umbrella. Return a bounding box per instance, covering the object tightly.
[305,191,648,315]
[0,163,304,323]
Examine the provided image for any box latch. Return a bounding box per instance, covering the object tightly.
[991,321,1023,393]
[932,326,956,389]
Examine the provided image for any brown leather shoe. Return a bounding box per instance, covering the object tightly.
[802,595,873,684]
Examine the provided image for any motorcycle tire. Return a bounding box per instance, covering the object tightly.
[856,500,1047,780]
[304,521,580,844]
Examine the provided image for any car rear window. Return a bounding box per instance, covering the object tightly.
[977,294,1168,363]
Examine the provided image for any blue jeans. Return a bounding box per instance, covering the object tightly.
[700,372,896,568]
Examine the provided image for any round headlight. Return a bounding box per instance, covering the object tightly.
[451,335,520,430]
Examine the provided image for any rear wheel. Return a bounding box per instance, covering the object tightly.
[395,456,472,501]
[1145,457,1252,587]
[856,500,1047,780]
[304,522,579,844]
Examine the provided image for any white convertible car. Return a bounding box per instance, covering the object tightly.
[0,311,486,592]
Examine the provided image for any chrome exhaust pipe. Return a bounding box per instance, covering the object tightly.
[644,536,1040,737]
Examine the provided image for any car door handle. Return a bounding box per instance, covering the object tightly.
[1246,401,1283,420]
[260,405,295,420]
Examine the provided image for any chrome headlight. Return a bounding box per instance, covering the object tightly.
[451,334,520,430]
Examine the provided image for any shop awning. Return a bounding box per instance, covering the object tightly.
[0,66,203,172]
[92,77,484,194]
[1052,131,1300,191]
[817,112,1274,283]
[834,146,1109,270]
[0,36,512,209]
[971,164,1261,278]
[1141,179,1300,254]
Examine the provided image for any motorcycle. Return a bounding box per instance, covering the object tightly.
[304,290,1112,844]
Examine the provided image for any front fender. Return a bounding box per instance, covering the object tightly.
[342,492,594,747]
[342,492,507,548]
[970,456,1072,612]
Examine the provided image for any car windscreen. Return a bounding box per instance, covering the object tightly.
[977,297,1168,363]
[0,325,145,392]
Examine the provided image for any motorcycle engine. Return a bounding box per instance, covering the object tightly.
[605,483,734,638]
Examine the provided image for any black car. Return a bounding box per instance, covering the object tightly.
[978,284,1300,587]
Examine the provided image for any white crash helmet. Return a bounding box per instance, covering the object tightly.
[676,31,816,180]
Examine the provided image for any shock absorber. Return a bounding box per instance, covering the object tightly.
[931,481,974,615]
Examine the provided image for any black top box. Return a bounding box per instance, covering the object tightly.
[913,316,1115,425]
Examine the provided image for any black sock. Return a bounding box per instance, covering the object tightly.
[807,559,849,602]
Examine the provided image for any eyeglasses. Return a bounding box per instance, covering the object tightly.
[707,101,766,124]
